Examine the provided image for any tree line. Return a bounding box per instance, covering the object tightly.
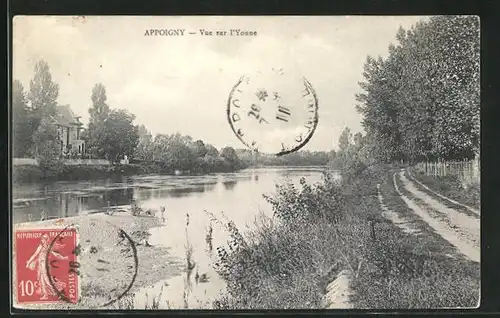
[12,60,331,175]
[353,16,479,164]
[236,149,333,167]
[11,60,247,173]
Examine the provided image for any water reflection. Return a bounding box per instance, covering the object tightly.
[12,168,331,224]
[222,180,238,190]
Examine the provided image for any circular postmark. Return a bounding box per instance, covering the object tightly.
[46,220,138,309]
[227,68,319,155]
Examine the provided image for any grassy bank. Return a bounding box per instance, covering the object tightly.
[13,212,183,309]
[212,164,480,309]
[410,169,480,210]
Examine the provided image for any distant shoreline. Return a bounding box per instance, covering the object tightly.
[12,163,331,184]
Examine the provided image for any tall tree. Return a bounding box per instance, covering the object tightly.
[338,127,352,153]
[12,80,31,157]
[87,83,111,158]
[26,60,60,155]
[355,16,479,162]
[89,83,110,121]
[27,60,59,115]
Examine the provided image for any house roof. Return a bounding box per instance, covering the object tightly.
[53,105,82,127]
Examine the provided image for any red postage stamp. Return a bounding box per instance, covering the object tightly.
[14,227,79,305]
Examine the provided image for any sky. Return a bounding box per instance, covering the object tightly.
[13,15,429,151]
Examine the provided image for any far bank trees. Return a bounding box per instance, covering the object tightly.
[86,83,140,163]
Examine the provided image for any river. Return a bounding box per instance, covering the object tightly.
[12,166,338,309]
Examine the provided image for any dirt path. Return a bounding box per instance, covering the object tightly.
[394,170,480,263]
[407,171,480,216]
[376,184,421,235]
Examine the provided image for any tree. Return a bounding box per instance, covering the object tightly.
[99,109,139,163]
[205,144,220,157]
[134,125,154,162]
[150,133,197,170]
[89,83,110,120]
[194,140,208,157]
[12,80,31,157]
[31,117,63,174]
[355,16,479,163]
[87,83,111,158]
[137,124,149,138]
[329,127,367,181]
[26,60,60,155]
[220,146,241,168]
[27,60,59,115]
[338,127,352,153]
[353,132,364,150]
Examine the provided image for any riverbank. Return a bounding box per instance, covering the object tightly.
[13,211,183,309]
[12,162,247,184]
[12,162,331,184]
[213,164,480,309]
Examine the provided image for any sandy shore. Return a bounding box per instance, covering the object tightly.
[13,211,183,310]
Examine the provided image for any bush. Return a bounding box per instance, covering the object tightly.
[212,173,347,309]
[213,163,479,309]
[263,172,345,224]
[212,213,345,309]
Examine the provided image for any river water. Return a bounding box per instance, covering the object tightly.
[12,166,337,309]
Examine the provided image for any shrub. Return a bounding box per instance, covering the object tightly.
[212,163,479,309]
[211,173,347,309]
[263,172,345,224]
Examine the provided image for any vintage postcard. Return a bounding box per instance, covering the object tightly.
[11,15,480,310]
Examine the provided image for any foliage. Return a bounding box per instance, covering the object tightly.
[220,146,242,170]
[31,117,64,174]
[13,60,247,179]
[211,211,341,309]
[206,144,220,157]
[237,149,333,167]
[85,83,140,163]
[86,83,111,159]
[134,125,155,162]
[14,60,61,157]
[12,80,32,157]
[329,127,368,183]
[27,60,59,116]
[133,132,245,174]
[263,173,344,224]
[100,109,140,163]
[356,16,480,162]
[194,140,208,157]
[214,164,479,309]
